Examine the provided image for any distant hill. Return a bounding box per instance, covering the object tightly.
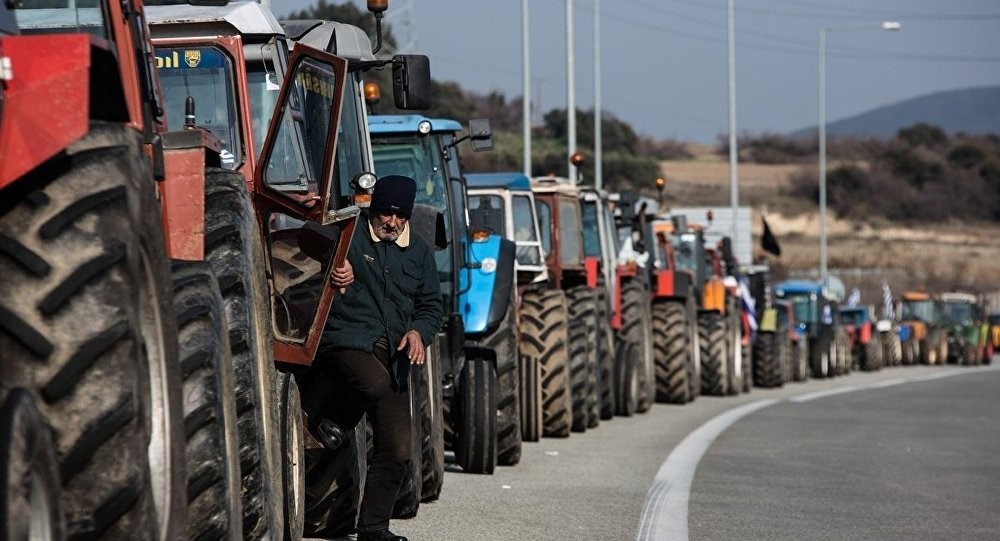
[792,86,1000,139]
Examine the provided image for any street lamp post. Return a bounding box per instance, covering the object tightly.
[818,20,900,290]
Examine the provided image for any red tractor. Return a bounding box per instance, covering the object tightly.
[1,1,424,538]
[527,175,605,435]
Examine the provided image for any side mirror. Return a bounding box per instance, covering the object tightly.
[468,118,493,152]
[392,54,432,110]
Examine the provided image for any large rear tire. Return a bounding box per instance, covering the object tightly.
[302,421,366,537]
[653,302,689,403]
[752,332,784,388]
[415,341,444,501]
[594,285,617,420]
[566,285,597,432]
[518,289,572,438]
[619,281,654,413]
[791,340,809,382]
[860,337,881,371]
[276,371,305,539]
[170,261,242,540]
[698,313,728,396]
[391,392,423,518]
[0,123,185,540]
[1,389,65,541]
[203,168,283,539]
[454,356,497,475]
[613,339,640,417]
[481,290,522,466]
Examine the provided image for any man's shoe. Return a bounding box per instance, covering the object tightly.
[306,417,346,451]
[357,529,408,541]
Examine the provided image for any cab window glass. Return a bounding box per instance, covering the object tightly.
[535,200,552,256]
[513,195,542,266]
[558,198,581,266]
[332,83,365,208]
[14,2,107,39]
[263,56,339,198]
[156,47,241,169]
[581,201,600,258]
[266,212,339,341]
[247,62,282,158]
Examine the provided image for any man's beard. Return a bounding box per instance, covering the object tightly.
[372,219,402,242]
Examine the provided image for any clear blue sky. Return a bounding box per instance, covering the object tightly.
[275,0,1000,143]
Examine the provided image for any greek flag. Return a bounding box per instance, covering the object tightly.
[846,288,862,308]
[882,282,894,319]
[738,277,758,337]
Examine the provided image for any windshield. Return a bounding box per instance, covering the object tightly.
[372,135,448,222]
[468,195,505,236]
[941,301,973,324]
[13,2,107,38]
[840,309,866,325]
[581,200,601,258]
[156,46,241,169]
[901,300,935,322]
[791,297,815,324]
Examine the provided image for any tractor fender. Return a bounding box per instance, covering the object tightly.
[0,34,92,188]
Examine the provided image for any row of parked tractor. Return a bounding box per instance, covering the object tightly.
[3,1,998,540]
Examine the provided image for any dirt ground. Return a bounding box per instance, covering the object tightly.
[656,157,1000,305]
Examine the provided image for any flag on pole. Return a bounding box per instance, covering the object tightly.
[847,288,862,308]
[738,276,758,338]
[761,216,781,257]
[882,282,894,319]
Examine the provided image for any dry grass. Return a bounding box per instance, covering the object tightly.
[656,155,1000,299]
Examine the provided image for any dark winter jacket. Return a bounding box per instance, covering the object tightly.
[319,217,443,386]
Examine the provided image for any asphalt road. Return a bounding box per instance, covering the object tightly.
[387,364,999,541]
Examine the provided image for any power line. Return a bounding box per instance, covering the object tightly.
[601,9,1000,64]
[646,0,1000,21]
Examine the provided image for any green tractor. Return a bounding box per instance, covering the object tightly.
[940,292,986,366]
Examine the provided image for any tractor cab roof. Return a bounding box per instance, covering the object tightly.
[280,19,374,61]
[146,1,283,37]
[940,292,977,304]
[774,280,823,298]
[465,172,531,191]
[531,175,581,196]
[902,291,931,301]
[368,115,463,135]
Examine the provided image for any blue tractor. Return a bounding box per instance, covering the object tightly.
[368,115,519,484]
[774,280,849,378]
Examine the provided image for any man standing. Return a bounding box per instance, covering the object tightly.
[314,174,443,541]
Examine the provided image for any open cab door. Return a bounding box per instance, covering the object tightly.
[253,45,359,365]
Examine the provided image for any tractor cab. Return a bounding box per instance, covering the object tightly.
[466,172,549,287]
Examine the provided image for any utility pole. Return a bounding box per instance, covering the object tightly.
[594,0,603,190]
[522,0,532,177]
[727,0,739,244]
[566,0,577,182]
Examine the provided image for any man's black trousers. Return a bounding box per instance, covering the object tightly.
[311,346,412,533]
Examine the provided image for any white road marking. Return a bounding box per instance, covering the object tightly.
[635,399,780,541]
[789,384,863,403]
[637,365,999,540]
